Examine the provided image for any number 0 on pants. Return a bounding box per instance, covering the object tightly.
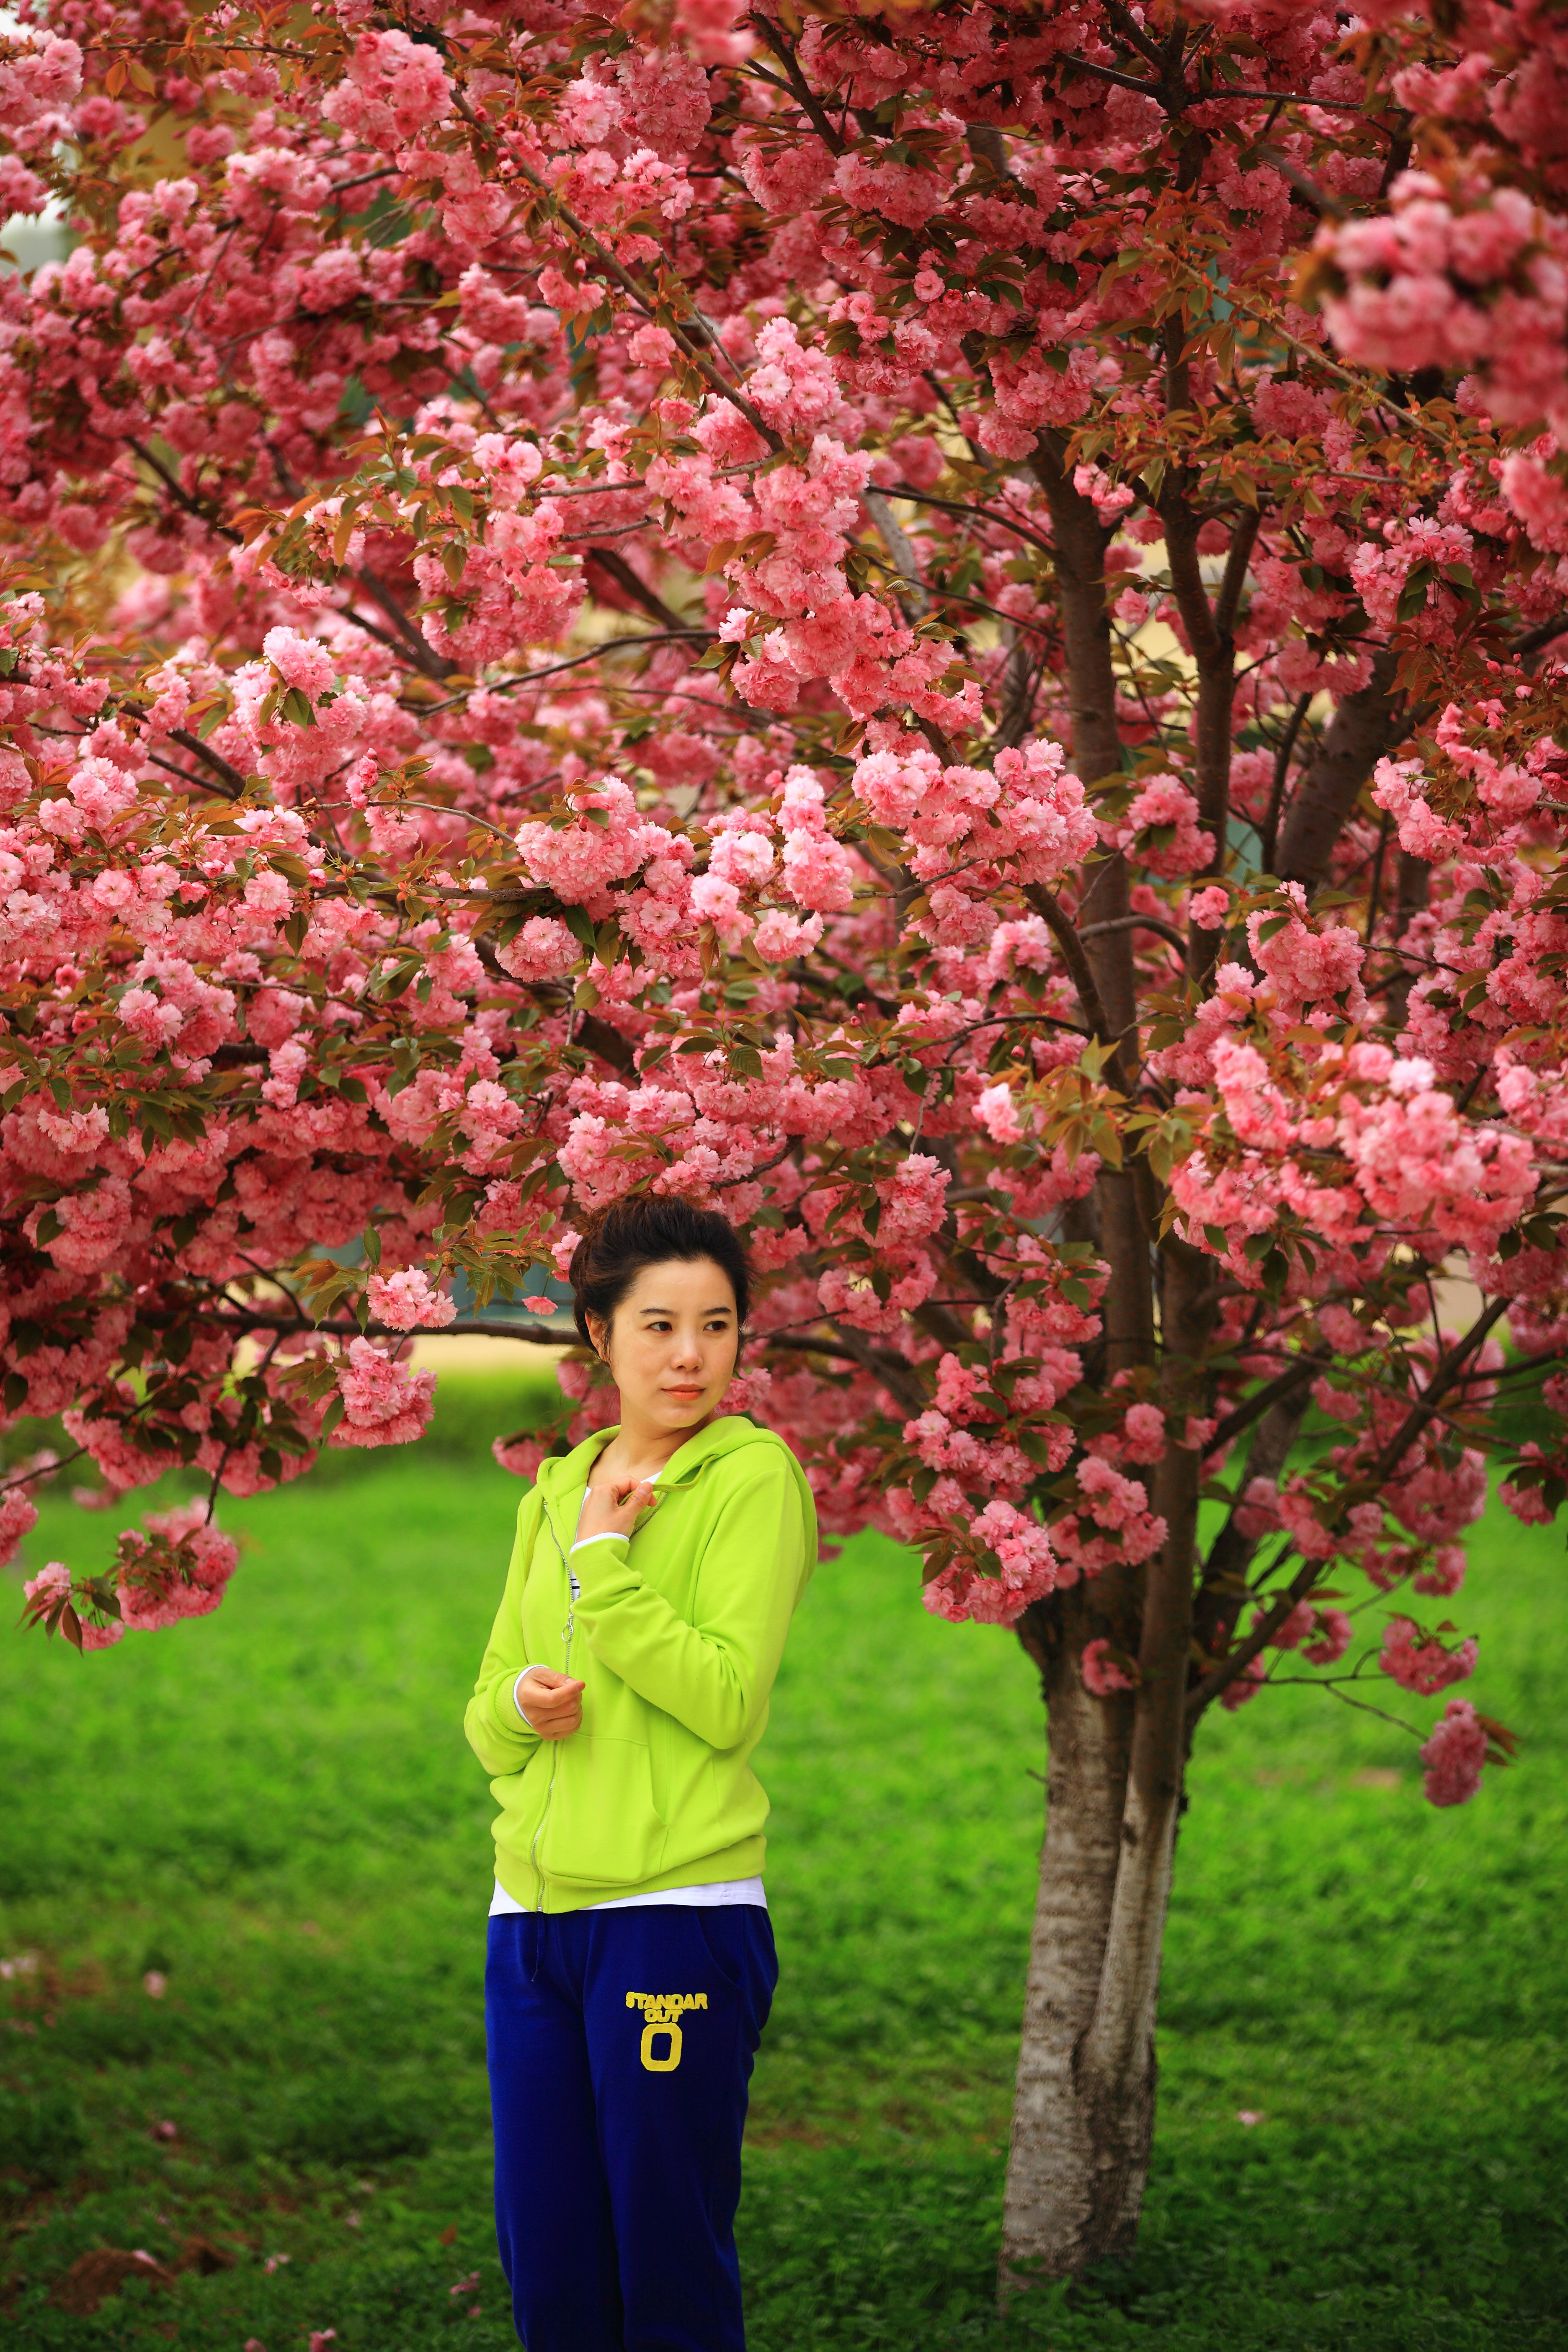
[639,2019,682,2071]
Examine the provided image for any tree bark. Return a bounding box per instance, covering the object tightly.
[1000,1582,1137,2284]
[1000,1246,1214,2283]
[1031,440,1153,1372]
[1384,849,1430,1034]
[1275,646,1407,890]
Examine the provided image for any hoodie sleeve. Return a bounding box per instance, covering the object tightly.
[463,1491,545,1775]
[573,1453,807,1751]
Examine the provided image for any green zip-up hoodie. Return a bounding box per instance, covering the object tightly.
[464,1416,817,1913]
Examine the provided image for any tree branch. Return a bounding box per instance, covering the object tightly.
[749,17,850,156]
[126,438,242,546]
[1275,645,1409,890]
[353,568,454,682]
[1023,883,1121,1068]
[1079,912,1188,954]
[864,489,929,622]
[583,546,696,634]
[1205,1350,1327,1455]
[501,151,783,453]
[167,728,248,797]
[1261,691,1312,872]
[1186,1297,1510,1719]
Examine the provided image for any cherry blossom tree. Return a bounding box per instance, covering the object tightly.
[1,0,1565,2287]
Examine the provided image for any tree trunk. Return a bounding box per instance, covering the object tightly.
[1000,1582,1137,2284]
[999,449,1236,2289]
[999,1243,1215,2290]
[1275,645,1407,890]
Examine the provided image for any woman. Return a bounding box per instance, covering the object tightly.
[465,1195,817,2352]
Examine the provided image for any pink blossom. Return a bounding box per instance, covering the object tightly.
[493,1433,550,1480]
[1382,1616,1478,1696]
[333,1339,437,1449]
[368,1268,457,1332]
[1113,774,1215,879]
[1419,1697,1490,1807]
[922,1501,1059,1625]
[22,1559,71,1612]
[1220,1655,1269,1711]
[1301,1609,1354,1667]
[1413,1543,1467,1597]
[1081,1638,1136,1695]
[1052,1456,1168,1576]
[976,1082,1025,1146]
[116,1504,240,1632]
[1119,1404,1167,1466]
[1266,1599,1316,1651]
[320,27,451,148]
[0,1489,39,1568]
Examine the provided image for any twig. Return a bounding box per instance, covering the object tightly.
[126,438,242,546]
[204,1331,282,1523]
[353,568,453,682]
[1022,884,1128,1080]
[864,490,929,622]
[748,17,851,156]
[419,632,708,713]
[1265,1678,1423,1738]
[0,1446,88,1497]
[892,483,1057,563]
[584,546,697,634]
[1261,691,1312,872]
[167,728,248,797]
[1079,911,1188,954]
[1206,1352,1328,1455]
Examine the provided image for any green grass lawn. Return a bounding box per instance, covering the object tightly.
[1,1381,1564,2349]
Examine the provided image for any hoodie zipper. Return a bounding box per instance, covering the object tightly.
[526,1508,578,1912]
[525,1460,668,1908]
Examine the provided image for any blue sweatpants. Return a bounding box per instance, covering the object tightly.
[485,1905,778,2352]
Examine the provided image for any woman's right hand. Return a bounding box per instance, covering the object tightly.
[516,1667,583,1741]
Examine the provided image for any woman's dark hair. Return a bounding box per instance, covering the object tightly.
[567,1196,751,1351]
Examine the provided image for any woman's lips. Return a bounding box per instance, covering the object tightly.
[664,1385,704,1398]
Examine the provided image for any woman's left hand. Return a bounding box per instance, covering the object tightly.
[578,1478,658,1546]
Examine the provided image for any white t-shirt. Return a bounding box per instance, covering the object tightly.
[490,1467,766,1915]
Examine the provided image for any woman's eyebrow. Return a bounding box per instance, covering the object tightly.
[636,1303,733,1315]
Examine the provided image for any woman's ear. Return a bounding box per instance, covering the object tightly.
[584,1310,610,1365]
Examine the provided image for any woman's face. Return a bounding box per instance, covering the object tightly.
[588,1256,740,1434]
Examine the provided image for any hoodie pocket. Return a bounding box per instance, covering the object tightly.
[540,1736,667,1889]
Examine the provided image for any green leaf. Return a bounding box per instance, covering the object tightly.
[1395,565,1435,623]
